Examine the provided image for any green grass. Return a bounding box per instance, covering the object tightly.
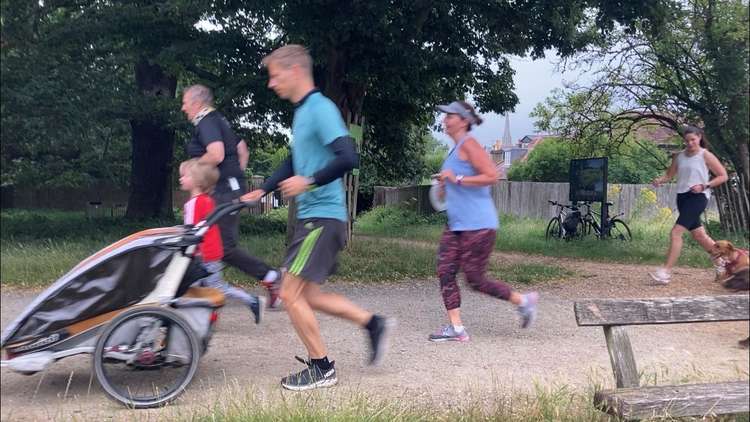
[157,379,747,422]
[4,206,746,288]
[161,383,611,422]
[356,206,750,268]
[0,208,288,287]
[0,222,568,287]
[334,237,571,284]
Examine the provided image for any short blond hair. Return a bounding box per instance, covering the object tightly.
[262,44,313,73]
[180,159,219,193]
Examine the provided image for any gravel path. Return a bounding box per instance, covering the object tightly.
[1,246,748,421]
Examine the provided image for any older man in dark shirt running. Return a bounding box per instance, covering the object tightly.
[181,84,281,308]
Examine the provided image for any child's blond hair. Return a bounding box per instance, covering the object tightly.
[180,159,219,194]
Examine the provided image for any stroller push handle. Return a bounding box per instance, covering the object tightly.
[199,200,259,230]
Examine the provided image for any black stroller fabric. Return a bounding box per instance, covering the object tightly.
[175,259,209,298]
[10,247,173,343]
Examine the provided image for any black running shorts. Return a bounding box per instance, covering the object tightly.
[283,218,347,284]
[675,191,708,231]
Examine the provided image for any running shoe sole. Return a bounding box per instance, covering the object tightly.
[281,374,338,391]
[428,336,469,343]
[254,296,267,324]
[370,318,397,367]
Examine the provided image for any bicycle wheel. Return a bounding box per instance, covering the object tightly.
[93,306,201,409]
[608,219,632,241]
[575,219,590,239]
[545,217,563,240]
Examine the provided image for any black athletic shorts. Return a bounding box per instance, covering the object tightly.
[283,218,347,284]
[675,191,708,231]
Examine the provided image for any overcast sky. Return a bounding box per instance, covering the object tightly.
[434,51,588,148]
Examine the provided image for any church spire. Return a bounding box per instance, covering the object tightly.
[502,113,512,147]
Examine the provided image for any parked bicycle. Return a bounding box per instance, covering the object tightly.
[578,201,632,241]
[545,200,584,240]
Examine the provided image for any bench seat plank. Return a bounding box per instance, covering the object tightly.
[575,295,749,326]
[595,381,750,419]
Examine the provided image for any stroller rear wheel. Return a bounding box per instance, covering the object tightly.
[93,306,201,409]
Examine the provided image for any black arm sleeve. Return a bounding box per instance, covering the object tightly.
[312,136,359,186]
[260,157,294,193]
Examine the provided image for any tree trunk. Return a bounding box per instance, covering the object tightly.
[125,58,177,219]
[321,47,366,246]
[735,136,750,193]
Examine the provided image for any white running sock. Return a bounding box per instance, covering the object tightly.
[263,270,279,282]
[519,295,528,307]
[452,325,465,333]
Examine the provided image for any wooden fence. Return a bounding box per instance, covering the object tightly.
[373,181,718,220]
[3,179,727,223]
[714,174,749,233]
[1,175,286,216]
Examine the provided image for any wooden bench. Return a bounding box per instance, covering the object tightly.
[574,294,750,420]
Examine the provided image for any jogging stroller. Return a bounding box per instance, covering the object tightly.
[1,201,251,408]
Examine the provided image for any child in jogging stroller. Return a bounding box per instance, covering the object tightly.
[1,201,252,408]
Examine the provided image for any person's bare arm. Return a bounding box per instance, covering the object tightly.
[699,151,728,190]
[237,140,249,171]
[200,142,224,166]
[652,153,678,186]
[460,138,499,186]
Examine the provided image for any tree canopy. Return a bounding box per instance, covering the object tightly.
[527,0,748,229]
[507,136,668,184]
[532,0,748,184]
[1,0,672,216]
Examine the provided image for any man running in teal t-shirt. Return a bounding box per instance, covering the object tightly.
[242,44,395,391]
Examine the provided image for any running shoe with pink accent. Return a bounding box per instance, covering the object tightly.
[261,269,283,309]
[428,325,470,342]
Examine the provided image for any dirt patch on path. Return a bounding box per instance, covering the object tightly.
[2,248,748,421]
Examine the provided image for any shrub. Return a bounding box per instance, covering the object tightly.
[238,207,288,235]
[356,205,446,231]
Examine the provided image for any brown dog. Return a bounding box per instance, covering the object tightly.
[712,240,749,291]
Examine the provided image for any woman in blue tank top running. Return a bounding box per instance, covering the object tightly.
[429,101,539,343]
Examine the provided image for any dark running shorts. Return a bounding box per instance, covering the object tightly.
[283,218,347,284]
[675,191,709,231]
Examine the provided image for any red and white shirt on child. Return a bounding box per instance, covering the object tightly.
[183,193,223,262]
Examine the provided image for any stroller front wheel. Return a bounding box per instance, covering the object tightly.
[93,306,201,409]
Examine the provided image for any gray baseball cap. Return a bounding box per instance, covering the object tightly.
[437,101,476,123]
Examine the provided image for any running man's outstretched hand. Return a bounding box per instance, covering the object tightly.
[241,189,266,202]
[279,175,313,197]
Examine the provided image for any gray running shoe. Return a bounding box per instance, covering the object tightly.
[518,292,539,329]
[428,325,470,342]
[648,267,671,284]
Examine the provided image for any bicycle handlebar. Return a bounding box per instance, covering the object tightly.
[201,200,258,228]
[548,200,578,210]
[578,201,614,206]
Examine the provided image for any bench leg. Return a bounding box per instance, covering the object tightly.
[604,325,639,388]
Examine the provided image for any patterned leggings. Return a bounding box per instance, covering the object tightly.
[437,227,512,310]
